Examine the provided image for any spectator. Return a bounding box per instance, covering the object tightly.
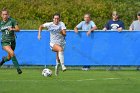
[129,11,140,31]
[74,13,97,36]
[103,11,125,32]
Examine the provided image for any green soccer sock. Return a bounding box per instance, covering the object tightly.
[4,57,10,62]
[11,56,20,69]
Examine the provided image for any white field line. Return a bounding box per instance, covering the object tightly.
[76,79,96,82]
[102,78,120,80]
[0,78,123,82]
[61,78,121,82]
[0,80,47,82]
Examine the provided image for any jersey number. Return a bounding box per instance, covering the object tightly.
[5,30,10,35]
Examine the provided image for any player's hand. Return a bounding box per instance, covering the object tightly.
[8,27,14,31]
[38,35,41,40]
[87,31,91,36]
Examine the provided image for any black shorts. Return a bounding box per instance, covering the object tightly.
[1,41,16,50]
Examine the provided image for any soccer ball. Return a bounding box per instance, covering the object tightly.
[42,68,52,77]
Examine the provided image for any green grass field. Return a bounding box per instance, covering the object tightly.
[0,68,140,93]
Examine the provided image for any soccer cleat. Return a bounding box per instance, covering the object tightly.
[17,69,22,74]
[62,65,67,72]
[0,57,5,67]
[55,64,60,76]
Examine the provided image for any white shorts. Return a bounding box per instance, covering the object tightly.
[50,42,65,50]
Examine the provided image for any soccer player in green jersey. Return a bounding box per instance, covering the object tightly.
[0,8,22,74]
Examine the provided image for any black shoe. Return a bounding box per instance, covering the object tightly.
[0,57,5,67]
[17,69,22,74]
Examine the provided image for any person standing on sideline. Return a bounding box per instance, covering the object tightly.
[103,11,125,32]
[0,8,22,74]
[129,11,140,31]
[129,11,140,70]
[38,13,67,76]
[74,13,97,36]
[74,13,97,70]
[103,11,125,70]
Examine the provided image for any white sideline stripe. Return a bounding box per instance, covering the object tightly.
[0,78,121,82]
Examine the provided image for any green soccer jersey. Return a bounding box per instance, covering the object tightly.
[0,17,18,42]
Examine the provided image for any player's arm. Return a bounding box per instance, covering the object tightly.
[60,29,66,36]
[38,22,50,40]
[60,22,67,36]
[8,25,20,32]
[14,25,20,31]
[8,19,20,32]
[38,25,44,40]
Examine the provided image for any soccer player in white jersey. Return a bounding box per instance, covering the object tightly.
[38,13,67,76]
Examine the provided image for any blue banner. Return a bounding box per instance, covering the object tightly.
[0,30,140,65]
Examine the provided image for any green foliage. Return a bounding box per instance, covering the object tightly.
[0,0,140,29]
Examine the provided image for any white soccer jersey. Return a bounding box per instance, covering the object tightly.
[43,22,66,46]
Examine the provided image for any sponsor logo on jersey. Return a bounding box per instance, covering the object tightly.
[1,26,12,30]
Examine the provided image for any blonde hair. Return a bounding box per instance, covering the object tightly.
[112,11,118,15]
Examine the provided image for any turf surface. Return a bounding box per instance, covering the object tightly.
[0,68,140,93]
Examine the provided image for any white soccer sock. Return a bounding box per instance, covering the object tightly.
[56,59,60,66]
[58,52,64,66]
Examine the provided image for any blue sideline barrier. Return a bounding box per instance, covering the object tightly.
[0,30,140,66]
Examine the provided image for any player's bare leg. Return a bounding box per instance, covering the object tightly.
[52,44,66,72]
[2,46,22,74]
[55,52,61,76]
